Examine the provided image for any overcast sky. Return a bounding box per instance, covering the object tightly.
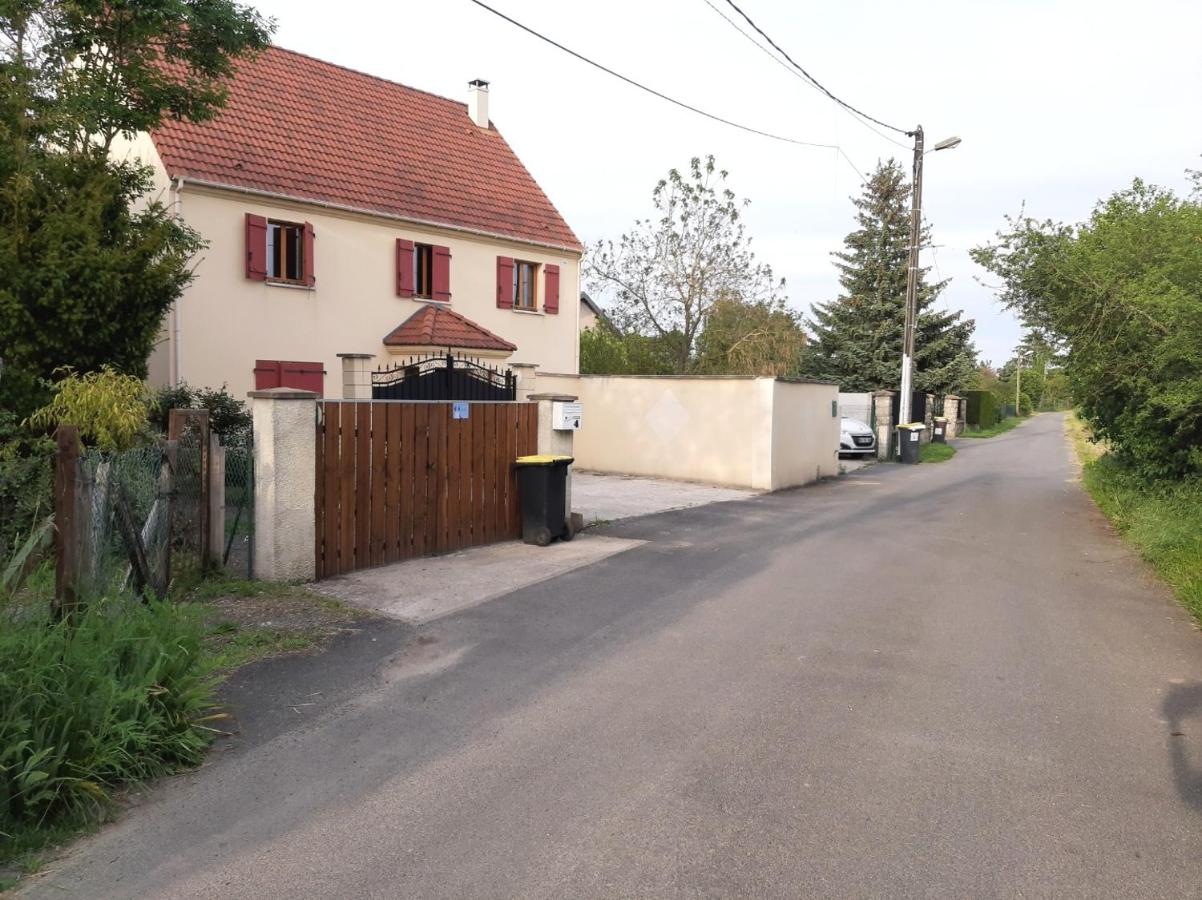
[251,0,1202,365]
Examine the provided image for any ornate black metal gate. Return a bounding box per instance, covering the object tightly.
[371,353,516,401]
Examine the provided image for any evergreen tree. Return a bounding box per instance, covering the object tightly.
[0,0,271,415]
[798,160,976,393]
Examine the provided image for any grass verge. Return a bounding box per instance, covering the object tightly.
[920,443,956,463]
[960,416,1026,439]
[1067,414,1202,624]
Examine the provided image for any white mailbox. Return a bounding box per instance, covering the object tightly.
[552,401,582,431]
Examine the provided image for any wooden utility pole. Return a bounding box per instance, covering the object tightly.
[53,426,81,622]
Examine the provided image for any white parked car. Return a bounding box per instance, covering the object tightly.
[839,416,876,456]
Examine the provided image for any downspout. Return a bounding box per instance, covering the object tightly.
[573,260,582,374]
[170,177,185,385]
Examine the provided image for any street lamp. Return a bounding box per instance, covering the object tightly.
[897,127,961,434]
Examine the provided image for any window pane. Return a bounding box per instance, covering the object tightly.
[288,225,303,280]
[415,244,432,297]
[267,224,279,278]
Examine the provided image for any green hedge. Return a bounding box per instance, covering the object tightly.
[964,390,999,427]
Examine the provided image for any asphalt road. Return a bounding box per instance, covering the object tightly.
[27,413,1202,898]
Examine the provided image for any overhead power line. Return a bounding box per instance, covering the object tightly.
[719,0,911,137]
[699,0,911,151]
[464,0,840,152]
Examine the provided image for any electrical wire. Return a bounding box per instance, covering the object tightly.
[464,0,839,150]
[720,0,911,137]
[699,0,910,152]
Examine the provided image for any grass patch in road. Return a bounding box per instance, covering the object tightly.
[960,416,1025,439]
[920,443,956,463]
[1067,414,1202,625]
[185,578,365,675]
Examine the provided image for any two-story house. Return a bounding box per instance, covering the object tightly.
[117,46,582,398]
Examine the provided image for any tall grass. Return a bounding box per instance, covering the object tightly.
[0,595,219,860]
[1068,414,1202,623]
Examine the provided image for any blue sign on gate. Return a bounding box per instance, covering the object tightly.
[452,401,470,420]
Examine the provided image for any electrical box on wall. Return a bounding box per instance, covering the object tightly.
[552,401,582,431]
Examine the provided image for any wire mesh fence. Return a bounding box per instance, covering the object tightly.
[75,443,183,602]
[55,418,255,611]
[219,431,254,578]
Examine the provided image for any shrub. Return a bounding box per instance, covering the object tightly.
[0,411,54,559]
[27,367,149,452]
[148,382,252,441]
[0,597,217,845]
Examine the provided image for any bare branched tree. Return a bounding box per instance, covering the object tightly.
[584,156,786,374]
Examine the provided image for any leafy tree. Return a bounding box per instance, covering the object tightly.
[0,0,273,416]
[579,324,677,376]
[798,160,977,393]
[585,156,787,374]
[973,177,1202,476]
[694,296,805,376]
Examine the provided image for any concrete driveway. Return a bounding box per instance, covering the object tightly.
[27,413,1202,898]
[572,470,757,526]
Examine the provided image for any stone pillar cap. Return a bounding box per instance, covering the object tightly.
[528,393,578,402]
[247,388,320,400]
[336,352,375,359]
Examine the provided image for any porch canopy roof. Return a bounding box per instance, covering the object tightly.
[383,305,517,355]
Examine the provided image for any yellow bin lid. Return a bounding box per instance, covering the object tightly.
[515,454,574,465]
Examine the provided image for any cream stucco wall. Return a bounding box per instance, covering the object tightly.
[770,381,840,489]
[534,374,773,488]
[161,186,581,398]
[532,374,835,491]
[579,299,597,331]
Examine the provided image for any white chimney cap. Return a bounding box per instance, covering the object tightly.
[468,79,490,128]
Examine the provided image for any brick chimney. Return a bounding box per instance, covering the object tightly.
[468,79,490,128]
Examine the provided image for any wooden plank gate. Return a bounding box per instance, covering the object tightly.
[314,401,538,578]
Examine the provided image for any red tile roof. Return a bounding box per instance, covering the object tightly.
[151,46,581,251]
[383,305,517,353]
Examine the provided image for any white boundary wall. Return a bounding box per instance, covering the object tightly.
[533,373,838,491]
[837,391,873,424]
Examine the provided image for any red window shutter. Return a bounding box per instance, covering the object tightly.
[395,238,415,297]
[253,359,282,389]
[432,245,452,302]
[543,264,560,314]
[245,213,267,281]
[496,256,514,309]
[281,360,325,397]
[302,222,315,286]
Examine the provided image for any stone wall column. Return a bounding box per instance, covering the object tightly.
[944,395,962,438]
[512,363,539,403]
[921,393,936,444]
[337,353,375,400]
[529,392,577,524]
[249,388,318,581]
[873,390,895,461]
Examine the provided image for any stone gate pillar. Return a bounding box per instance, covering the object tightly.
[250,387,318,581]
